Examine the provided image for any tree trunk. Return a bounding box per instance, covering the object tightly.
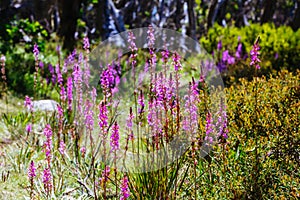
[174,0,184,30]
[291,0,300,31]
[261,0,276,24]
[58,0,82,51]
[187,0,196,40]
[207,0,218,29]
[96,0,110,40]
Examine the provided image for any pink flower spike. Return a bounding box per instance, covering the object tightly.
[59,140,66,155]
[43,167,52,194]
[250,38,261,70]
[110,122,120,151]
[33,43,39,61]
[83,37,90,51]
[28,161,36,179]
[24,96,33,111]
[120,175,130,200]
[26,124,32,133]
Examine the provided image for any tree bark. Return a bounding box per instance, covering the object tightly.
[207,0,218,29]
[291,0,300,31]
[187,0,196,40]
[58,0,82,51]
[96,0,110,40]
[261,0,276,24]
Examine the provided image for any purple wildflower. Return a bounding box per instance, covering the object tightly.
[100,67,113,90]
[84,99,94,131]
[83,37,90,51]
[48,64,56,85]
[28,161,36,179]
[182,83,199,135]
[128,31,137,52]
[120,175,130,200]
[235,43,243,59]
[67,77,73,111]
[24,96,33,111]
[33,43,39,61]
[128,31,138,67]
[110,122,120,151]
[126,108,134,140]
[26,124,32,133]
[59,140,66,155]
[44,124,53,138]
[147,100,162,141]
[138,91,145,114]
[98,102,108,130]
[216,104,228,140]
[39,61,44,69]
[43,167,52,194]
[43,124,53,165]
[73,63,83,113]
[83,64,91,88]
[80,146,86,157]
[60,85,66,102]
[56,64,63,85]
[274,52,278,60]
[172,52,182,71]
[147,25,157,65]
[56,45,60,52]
[147,25,155,48]
[91,87,97,103]
[57,105,63,119]
[217,61,226,72]
[217,40,222,51]
[99,166,110,184]
[204,113,214,144]
[161,50,169,63]
[250,40,261,69]
[222,50,235,65]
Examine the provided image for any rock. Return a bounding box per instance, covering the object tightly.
[32,100,58,112]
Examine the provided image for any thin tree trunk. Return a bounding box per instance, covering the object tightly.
[58,0,82,51]
[261,0,276,24]
[187,0,196,40]
[96,0,110,40]
[174,0,184,30]
[291,0,300,31]
[207,0,218,29]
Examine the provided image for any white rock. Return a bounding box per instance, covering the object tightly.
[32,100,58,112]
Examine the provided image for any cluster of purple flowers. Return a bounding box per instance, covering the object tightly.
[182,82,199,135]
[110,122,120,151]
[99,166,110,185]
[98,102,108,131]
[216,37,249,72]
[204,113,214,144]
[42,167,52,195]
[126,108,134,140]
[24,95,33,111]
[120,175,130,200]
[84,99,94,131]
[33,43,39,61]
[172,52,182,71]
[250,41,261,69]
[83,37,90,51]
[28,160,36,180]
[43,124,53,165]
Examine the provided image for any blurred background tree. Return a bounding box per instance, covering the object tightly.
[1,0,299,51]
[0,0,299,96]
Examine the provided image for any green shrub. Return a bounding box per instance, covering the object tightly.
[0,19,60,96]
[200,23,300,82]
